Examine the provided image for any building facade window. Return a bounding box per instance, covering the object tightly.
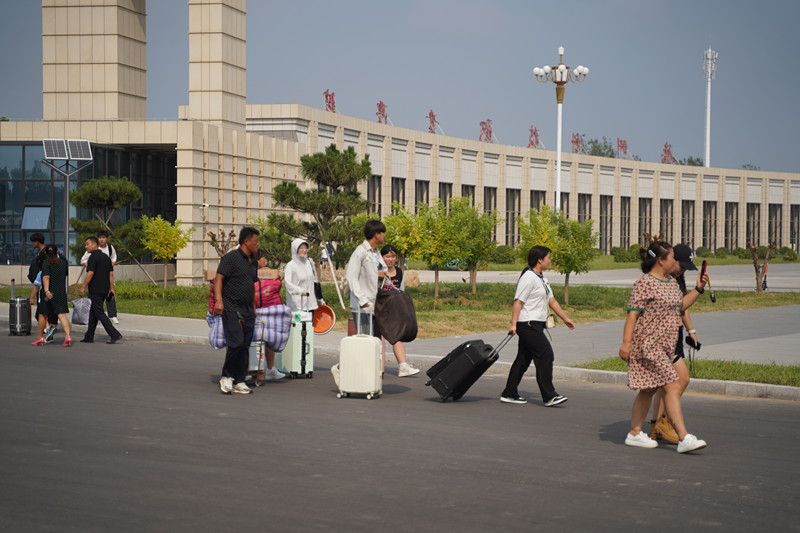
[578,193,591,223]
[599,195,612,253]
[660,199,673,243]
[620,197,631,248]
[391,177,405,212]
[439,182,453,210]
[746,203,760,245]
[414,180,429,213]
[368,175,382,215]
[681,200,695,248]
[639,198,652,244]
[531,190,546,211]
[560,192,570,218]
[703,201,717,250]
[791,205,800,252]
[724,202,739,251]
[484,186,497,239]
[768,204,782,245]
[461,184,475,206]
[505,188,520,246]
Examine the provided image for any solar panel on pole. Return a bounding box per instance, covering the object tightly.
[42,139,68,160]
[67,139,93,161]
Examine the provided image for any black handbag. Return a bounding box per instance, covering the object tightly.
[314,282,323,300]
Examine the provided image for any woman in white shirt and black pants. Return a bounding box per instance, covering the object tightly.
[501,245,576,406]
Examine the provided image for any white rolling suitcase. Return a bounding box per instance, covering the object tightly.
[336,308,382,399]
[276,296,314,378]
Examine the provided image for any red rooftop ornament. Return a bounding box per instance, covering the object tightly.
[661,141,675,163]
[479,119,493,143]
[376,101,387,124]
[323,89,336,113]
[427,110,439,134]
[528,126,541,148]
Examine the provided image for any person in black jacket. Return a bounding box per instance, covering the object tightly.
[28,232,59,342]
[78,236,122,344]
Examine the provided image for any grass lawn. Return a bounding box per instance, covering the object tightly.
[574,357,800,387]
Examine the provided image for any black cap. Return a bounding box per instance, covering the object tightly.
[673,244,698,271]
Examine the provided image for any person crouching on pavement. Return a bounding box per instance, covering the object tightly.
[501,245,575,406]
[619,241,708,453]
[214,226,260,395]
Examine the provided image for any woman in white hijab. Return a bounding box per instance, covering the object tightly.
[284,238,324,311]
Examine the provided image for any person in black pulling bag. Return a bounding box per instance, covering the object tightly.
[79,236,122,344]
[214,226,260,395]
[501,245,576,406]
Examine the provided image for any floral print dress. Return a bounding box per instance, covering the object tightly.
[626,273,682,390]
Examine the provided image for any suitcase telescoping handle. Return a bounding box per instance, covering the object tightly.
[488,331,514,359]
[356,303,374,336]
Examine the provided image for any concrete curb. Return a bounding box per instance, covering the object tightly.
[5,316,799,401]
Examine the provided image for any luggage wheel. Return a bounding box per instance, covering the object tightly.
[336,392,349,399]
[289,372,298,379]
[305,372,313,379]
[366,393,374,400]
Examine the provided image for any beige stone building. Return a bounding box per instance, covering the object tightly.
[1,0,798,286]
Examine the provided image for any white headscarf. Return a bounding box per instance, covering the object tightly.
[290,238,310,270]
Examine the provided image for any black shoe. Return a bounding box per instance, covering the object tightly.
[80,338,93,343]
[544,395,568,407]
[106,336,122,344]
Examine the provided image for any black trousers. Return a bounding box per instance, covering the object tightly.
[502,321,558,402]
[221,309,255,384]
[84,293,121,341]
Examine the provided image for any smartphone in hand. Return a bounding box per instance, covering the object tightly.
[700,259,708,280]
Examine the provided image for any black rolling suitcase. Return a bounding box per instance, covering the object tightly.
[9,278,32,336]
[426,333,512,401]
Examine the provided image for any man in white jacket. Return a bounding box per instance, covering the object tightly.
[345,219,387,335]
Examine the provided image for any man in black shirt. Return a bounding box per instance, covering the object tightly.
[214,226,260,394]
[79,236,122,344]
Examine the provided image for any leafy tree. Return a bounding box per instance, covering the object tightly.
[678,156,703,166]
[445,197,500,293]
[140,215,195,291]
[249,217,293,268]
[70,176,142,227]
[551,215,599,304]
[585,136,616,158]
[270,144,372,250]
[517,205,598,304]
[385,199,455,298]
[69,176,155,283]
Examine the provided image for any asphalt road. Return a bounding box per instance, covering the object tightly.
[2,335,798,532]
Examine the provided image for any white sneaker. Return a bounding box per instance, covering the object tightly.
[219,377,233,395]
[625,431,658,449]
[264,367,286,380]
[232,382,253,394]
[398,365,420,377]
[111,317,120,325]
[677,434,707,453]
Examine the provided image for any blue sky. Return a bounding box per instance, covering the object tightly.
[2,0,798,173]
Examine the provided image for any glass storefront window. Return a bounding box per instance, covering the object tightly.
[25,180,52,205]
[0,146,23,180]
[25,145,50,179]
[0,181,23,229]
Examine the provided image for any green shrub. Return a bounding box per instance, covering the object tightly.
[696,246,713,258]
[733,247,750,259]
[490,244,519,264]
[757,246,770,259]
[715,247,729,258]
[627,244,642,262]
[610,246,630,263]
[784,250,798,261]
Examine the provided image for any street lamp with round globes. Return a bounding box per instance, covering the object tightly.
[533,47,589,211]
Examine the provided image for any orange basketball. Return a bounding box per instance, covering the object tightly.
[313,304,336,334]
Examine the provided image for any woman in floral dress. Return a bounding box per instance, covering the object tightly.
[618,241,708,453]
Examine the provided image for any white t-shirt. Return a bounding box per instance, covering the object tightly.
[514,269,551,322]
[81,243,116,265]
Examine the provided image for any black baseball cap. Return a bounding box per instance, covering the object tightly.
[673,244,698,271]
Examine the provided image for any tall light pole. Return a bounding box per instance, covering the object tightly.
[533,47,588,211]
[703,47,717,168]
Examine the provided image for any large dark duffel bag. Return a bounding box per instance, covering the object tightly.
[374,286,417,345]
